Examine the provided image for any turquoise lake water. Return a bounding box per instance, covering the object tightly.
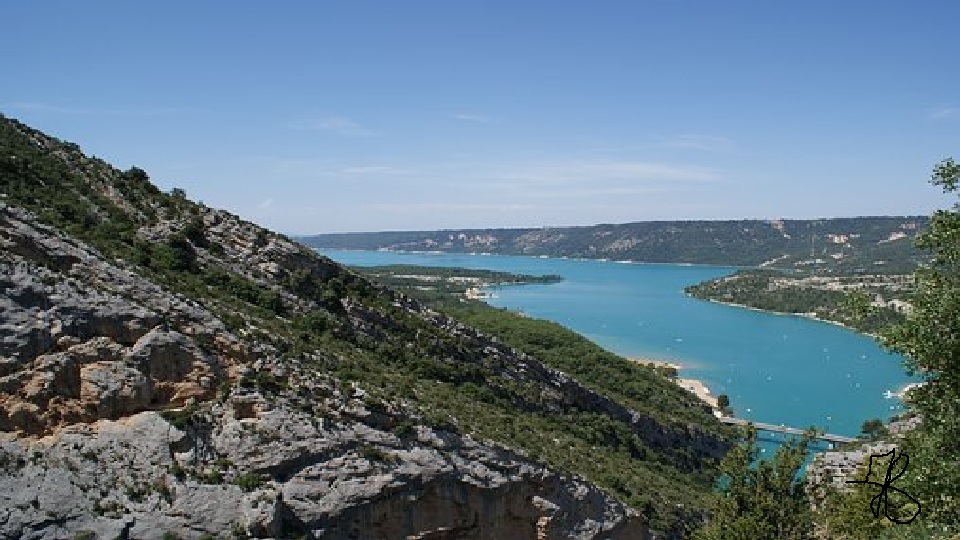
[320,249,914,441]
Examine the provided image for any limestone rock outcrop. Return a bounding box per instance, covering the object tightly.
[0,193,655,539]
[0,398,649,539]
[0,114,730,538]
[0,205,226,434]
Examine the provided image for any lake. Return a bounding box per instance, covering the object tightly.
[320,249,913,441]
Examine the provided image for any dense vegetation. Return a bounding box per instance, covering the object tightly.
[356,264,560,303]
[351,264,729,531]
[0,114,728,536]
[694,426,815,539]
[694,160,960,539]
[301,216,928,272]
[861,157,960,536]
[359,264,562,286]
[353,266,717,430]
[685,269,912,334]
[342,165,959,538]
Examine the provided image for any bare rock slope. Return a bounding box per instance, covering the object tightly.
[0,114,728,538]
[0,202,651,539]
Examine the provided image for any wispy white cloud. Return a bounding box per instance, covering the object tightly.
[195,152,724,232]
[492,159,718,185]
[288,116,379,136]
[531,186,675,198]
[659,134,735,152]
[1,101,193,117]
[365,202,536,212]
[340,165,411,175]
[929,105,958,120]
[450,113,498,124]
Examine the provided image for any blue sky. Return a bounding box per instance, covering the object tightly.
[3,2,959,233]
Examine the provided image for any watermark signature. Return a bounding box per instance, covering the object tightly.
[845,448,921,524]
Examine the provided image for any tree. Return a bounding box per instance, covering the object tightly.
[694,425,815,540]
[877,158,960,530]
[182,216,207,247]
[122,166,149,183]
[859,418,887,440]
[842,289,876,325]
[716,394,732,416]
[716,394,730,410]
[816,448,927,540]
[151,233,197,272]
[799,159,960,539]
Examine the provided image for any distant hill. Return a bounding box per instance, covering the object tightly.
[299,217,929,274]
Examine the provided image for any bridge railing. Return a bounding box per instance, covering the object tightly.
[719,417,857,444]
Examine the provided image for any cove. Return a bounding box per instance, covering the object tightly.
[320,249,914,439]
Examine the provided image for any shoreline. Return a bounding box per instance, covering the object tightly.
[627,357,720,412]
[627,357,683,370]
[318,247,743,270]
[688,295,878,338]
[676,378,719,409]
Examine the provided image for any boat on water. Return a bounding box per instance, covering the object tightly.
[884,381,924,399]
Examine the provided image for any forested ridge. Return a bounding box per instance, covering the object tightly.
[685,270,913,334]
[301,216,928,273]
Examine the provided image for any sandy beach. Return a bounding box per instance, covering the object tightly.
[675,378,719,409]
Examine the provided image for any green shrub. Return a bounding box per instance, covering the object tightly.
[233,472,266,492]
[169,462,187,481]
[392,420,416,438]
[160,403,199,429]
[204,469,223,484]
[359,445,390,462]
[182,216,207,247]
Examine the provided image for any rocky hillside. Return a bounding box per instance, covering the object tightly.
[300,217,928,274]
[0,114,729,539]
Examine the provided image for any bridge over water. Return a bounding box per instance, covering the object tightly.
[720,417,858,444]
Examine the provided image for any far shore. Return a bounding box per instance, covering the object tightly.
[317,247,744,270]
[689,295,878,338]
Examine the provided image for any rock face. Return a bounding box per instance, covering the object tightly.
[0,115,728,538]
[805,416,921,496]
[0,205,226,434]
[0,205,651,538]
[0,403,648,539]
